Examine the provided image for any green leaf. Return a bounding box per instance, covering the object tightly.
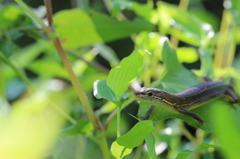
[28,60,68,79]
[110,120,155,158]
[188,9,219,31]
[176,47,199,63]
[61,120,94,137]
[8,30,24,39]
[54,9,153,48]
[212,105,240,159]
[107,50,150,100]
[11,40,51,69]
[159,39,199,92]
[145,133,157,159]
[0,5,24,33]
[157,2,214,46]
[0,41,19,57]
[93,80,122,107]
[112,2,152,20]
[138,39,234,131]
[175,143,220,159]
[93,80,116,101]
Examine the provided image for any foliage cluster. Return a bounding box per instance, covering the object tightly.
[0,0,240,159]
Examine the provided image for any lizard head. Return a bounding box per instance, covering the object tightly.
[134,87,166,103]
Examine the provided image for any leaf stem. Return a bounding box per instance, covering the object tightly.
[117,107,121,137]
[104,97,135,130]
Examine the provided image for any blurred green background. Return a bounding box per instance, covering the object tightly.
[1,0,240,159]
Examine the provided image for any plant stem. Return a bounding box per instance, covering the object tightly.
[53,36,101,127]
[43,0,101,129]
[14,0,51,34]
[104,97,135,130]
[117,107,121,137]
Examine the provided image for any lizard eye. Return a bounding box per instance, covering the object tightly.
[147,92,153,96]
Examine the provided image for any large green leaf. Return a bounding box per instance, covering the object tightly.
[110,120,155,158]
[107,50,150,100]
[212,105,240,159]
[138,39,237,131]
[157,2,214,46]
[54,9,153,48]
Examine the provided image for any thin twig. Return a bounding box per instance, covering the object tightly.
[44,0,54,30]
[104,97,135,130]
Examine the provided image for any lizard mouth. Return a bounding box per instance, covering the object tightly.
[134,91,141,96]
[134,92,147,100]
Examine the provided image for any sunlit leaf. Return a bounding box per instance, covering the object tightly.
[135,32,161,53]
[107,50,150,100]
[54,9,153,48]
[176,47,199,63]
[110,120,155,158]
[0,5,24,32]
